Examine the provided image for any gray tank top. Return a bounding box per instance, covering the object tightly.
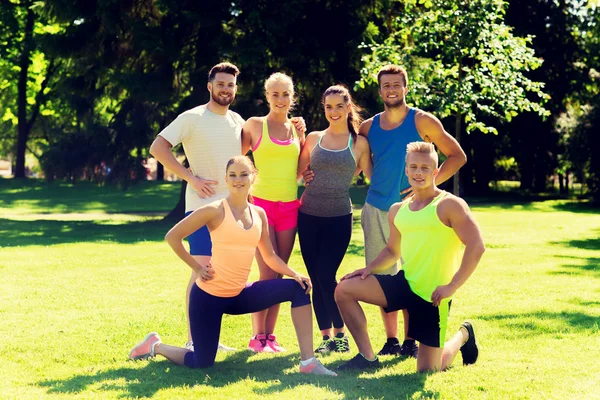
[299,134,356,217]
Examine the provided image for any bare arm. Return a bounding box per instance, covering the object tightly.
[297,132,318,180]
[150,136,195,183]
[290,116,307,136]
[241,127,252,155]
[415,111,467,185]
[164,204,222,278]
[150,136,218,198]
[241,118,261,156]
[341,203,403,280]
[431,197,485,306]
[354,135,373,180]
[358,118,373,138]
[255,207,312,292]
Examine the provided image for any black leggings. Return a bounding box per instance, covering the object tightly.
[298,211,352,331]
[184,280,310,369]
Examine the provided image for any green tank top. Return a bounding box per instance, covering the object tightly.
[394,191,463,303]
[251,118,300,202]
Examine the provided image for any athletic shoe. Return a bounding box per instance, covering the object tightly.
[460,322,478,365]
[218,342,237,352]
[315,336,335,354]
[377,338,401,356]
[266,334,286,352]
[337,353,381,370]
[333,333,350,353]
[129,332,161,360]
[299,358,338,376]
[185,341,236,352]
[248,334,275,353]
[399,340,419,358]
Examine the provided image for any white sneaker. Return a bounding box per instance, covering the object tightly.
[185,341,237,352]
[217,342,237,352]
[299,357,337,376]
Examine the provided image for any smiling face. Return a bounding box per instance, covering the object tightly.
[378,73,407,109]
[225,160,255,195]
[405,151,439,189]
[208,72,237,106]
[266,81,293,115]
[324,94,350,126]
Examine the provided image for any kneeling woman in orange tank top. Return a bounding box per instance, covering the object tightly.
[128,156,336,376]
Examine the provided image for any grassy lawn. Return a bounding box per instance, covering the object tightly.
[1,179,599,399]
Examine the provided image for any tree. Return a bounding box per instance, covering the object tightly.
[357,0,549,194]
[505,0,588,193]
[0,0,58,177]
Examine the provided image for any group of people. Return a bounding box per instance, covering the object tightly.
[128,62,485,376]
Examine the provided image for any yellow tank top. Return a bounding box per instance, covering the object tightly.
[198,199,262,297]
[394,191,463,303]
[251,118,301,202]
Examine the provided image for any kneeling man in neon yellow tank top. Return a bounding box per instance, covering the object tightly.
[335,141,485,373]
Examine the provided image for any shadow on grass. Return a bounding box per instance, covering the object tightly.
[550,229,600,278]
[37,351,432,399]
[0,218,174,247]
[567,298,600,307]
[478,310,599,339]
[0,179,180,213]
[468,198,600,214]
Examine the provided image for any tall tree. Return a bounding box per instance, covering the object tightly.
[0,0,58,177]
[505,0,586,192]
[357,0,549,194]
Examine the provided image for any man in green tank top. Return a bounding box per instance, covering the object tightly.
[335,142,485,373]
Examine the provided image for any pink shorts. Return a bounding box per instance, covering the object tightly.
[253,197,300,232]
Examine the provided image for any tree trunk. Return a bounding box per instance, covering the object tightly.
[453,111,462,196]
[558,174,565,194]
[157,162,164,180]
[165,180,186,221]
[164,157,189,221]
[14,5,35,178]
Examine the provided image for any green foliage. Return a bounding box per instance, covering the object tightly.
[357,0,550,134]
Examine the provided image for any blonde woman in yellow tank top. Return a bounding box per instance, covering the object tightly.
[242,73,306,353]
[129,156,336,376]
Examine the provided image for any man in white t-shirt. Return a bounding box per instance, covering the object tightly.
[150,62,304,352]
[150,62,246,352]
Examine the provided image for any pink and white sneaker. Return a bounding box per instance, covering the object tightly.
[299,357,337,376]
[266,334,286,352]
[129,332,161,360]
[248,334,275,353]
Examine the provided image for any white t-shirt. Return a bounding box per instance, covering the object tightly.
[159,105,244,212]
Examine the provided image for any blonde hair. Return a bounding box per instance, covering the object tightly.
[264,72,296,109]
[225,156,258,203]
[405,142,439,167]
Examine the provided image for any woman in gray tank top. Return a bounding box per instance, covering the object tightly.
[296,85,372,354]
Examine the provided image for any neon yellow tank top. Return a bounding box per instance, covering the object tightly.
[251,118,300,202]
[394,191,463,303]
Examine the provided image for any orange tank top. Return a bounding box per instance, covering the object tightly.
[198,199,262,297]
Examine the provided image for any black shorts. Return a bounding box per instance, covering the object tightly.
[374,271,451,348]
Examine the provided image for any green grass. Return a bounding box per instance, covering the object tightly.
[1,179,599,399]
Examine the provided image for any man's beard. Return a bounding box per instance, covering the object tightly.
[212,90,234,106]
[383,98,405,109]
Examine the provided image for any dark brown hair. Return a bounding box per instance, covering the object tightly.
[208,62,240,82]
[321,85,363,143]
[377,64,408,87]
